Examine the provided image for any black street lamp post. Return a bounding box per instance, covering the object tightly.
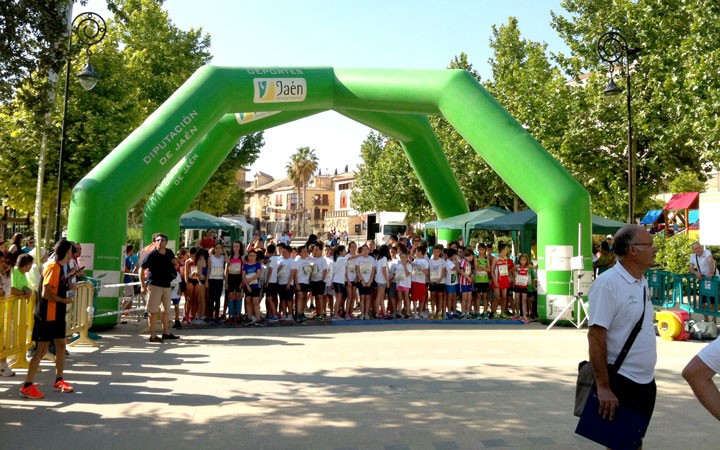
[597,31,641,224]
[55,12,106,242]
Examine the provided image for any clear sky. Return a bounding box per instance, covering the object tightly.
[78,0,568,179]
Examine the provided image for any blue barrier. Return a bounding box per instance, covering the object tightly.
[677,274,720,318]
[646,269,676,308]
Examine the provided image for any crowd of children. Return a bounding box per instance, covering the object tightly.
[162,234,539,327]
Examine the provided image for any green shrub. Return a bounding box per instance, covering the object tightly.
[652,233,693,274]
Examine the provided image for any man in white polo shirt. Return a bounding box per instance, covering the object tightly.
[683,338,720,421]
[587,225,657,446]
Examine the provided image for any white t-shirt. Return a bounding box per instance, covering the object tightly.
[208,254,225,280]
[690,249,715,277]
[346,256,357,282]
[388,257,398,284]
[445,259,458,286]
[266,255,281,283]
[311,256,327,282]
[295,256,313,284]
[277,257,296,285]
[375,256,389,284]
[698,338,720,374]
[356,256,375,283]
[170,273,181,299]
[588,262,657,384]
[332,255,348,284]
[324,256,334,286]
[428,257,445,283]
[411,257,429,284]
[394,262,412,289]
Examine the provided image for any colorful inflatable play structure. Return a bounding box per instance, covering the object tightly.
[66,67,592,328]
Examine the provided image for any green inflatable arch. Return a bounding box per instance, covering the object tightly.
[67,67,591,328]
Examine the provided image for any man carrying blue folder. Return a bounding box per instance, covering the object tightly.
[587,225,657,448]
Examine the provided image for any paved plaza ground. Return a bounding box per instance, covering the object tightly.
[1,321,717,449]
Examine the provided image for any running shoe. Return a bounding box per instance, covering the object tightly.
[148,335,163,343]
[162,333,180,340]
[1,363,15,377]
[268,316,280,323]
[53,379,74,393]
[20,384,44,399]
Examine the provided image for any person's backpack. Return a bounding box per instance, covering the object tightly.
[686,319,718,341]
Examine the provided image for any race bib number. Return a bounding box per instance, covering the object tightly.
[210,266,223,277]
[515,274,529,287]
[395,268,406,281]
[498,265,509,276]
[430,267,442,282]
[464,265,472,276]
[302,262,312,275]
[359,262,373,275]
[228,262,242,274]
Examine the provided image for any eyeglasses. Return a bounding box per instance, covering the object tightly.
[156,238,168,242]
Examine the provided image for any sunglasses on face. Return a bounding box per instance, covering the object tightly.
[156,238,168,242]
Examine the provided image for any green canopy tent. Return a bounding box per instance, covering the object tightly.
[469,209,627,256]
[179,210,243,245]
[425,206,510,244]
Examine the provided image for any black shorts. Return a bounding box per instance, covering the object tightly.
[244,285,261,297]
[179,280,187,292]
[513,286,528,293]
[333,282,347,297]
[279,285,295,301]
[32,318,66,342]
[264,283,278,298]
[311,280,325,296]
[358,285,372,296]
[298,283,311,293]
[612,373,657,419]
[429,283,446,293]
[227,273,242,292]
[188,279,199,286]
[474,282,489,293]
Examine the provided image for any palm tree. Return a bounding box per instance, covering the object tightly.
[286,146,319,236]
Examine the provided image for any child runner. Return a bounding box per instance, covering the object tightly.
[276,244,296,321]
[242,249,263,324]
[356,244,376,320]
[428,244,446,319]
[511,253,533,323]
[393,250,412,319]
[207,242,227,323]
[263,244,280,322]
[183,247,199,324]
[473,244,492,319]
[294,246,313,322]
[225,241,244,323]
[194,248,208,323]
[331,245,348,320]
[410,245,429,319]
[345,241,358,319]
[374,245,390,318]
[170,271,182,326]
[387,246,399,317]
[444,248,460,320]
[490,243,513,319]
[309,244,328,320]
[459,248,474,318]
[323,244,335,318]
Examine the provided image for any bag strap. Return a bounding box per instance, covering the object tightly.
[613,286,646,371]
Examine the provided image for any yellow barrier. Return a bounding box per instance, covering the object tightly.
[66,280,98,347]
[0,293,34,369]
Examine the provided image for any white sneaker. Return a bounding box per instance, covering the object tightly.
[0,363,15,377]
[413,312,419,320]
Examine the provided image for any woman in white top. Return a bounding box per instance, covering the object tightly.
[374,245,391,318]
[207,242,227,322]
[393,250,413,319]
[345,241,359,318]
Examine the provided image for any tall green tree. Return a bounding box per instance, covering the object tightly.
[0,0,224,236]
[286,146,319,235]
[551,0,719,219]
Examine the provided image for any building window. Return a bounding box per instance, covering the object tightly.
[322,194,329,205]
[314,207,321,220]
[340,192,348,209]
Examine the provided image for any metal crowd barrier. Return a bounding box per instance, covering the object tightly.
[646,269,720,319]
[0,293,34,369]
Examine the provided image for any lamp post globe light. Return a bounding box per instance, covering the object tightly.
[597,31,641,224]
[55,12,106,241]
